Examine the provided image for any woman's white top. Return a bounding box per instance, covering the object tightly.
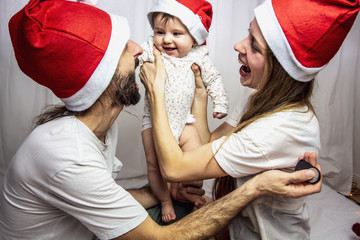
[212,104,320,240]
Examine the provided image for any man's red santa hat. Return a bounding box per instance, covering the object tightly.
[255,0,360,82]
[8,0,130,111]
[147,0,213,45]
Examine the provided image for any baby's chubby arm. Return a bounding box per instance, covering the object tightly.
[195,46,229,117]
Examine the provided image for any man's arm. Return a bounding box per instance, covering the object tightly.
[127,187,159,210]
[115,153,321,240]
[128,183,206,209]
[116,173,258,240]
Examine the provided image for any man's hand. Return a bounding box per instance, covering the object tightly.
[248,152,322,198]
[170,182,206,208]
[139,47,167,96]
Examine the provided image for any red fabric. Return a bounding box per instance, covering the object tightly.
[272,0,360,68]
[176,0,213,32]
[8,0,111,98]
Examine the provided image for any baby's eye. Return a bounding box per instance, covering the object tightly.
[173,32,181,36]
[156,30,164,35]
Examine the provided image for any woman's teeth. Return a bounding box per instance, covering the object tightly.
[239,59,251,73]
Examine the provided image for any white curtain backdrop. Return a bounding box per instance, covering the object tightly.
[0,0,359,195]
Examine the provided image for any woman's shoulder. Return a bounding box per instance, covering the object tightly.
[233,107,319,146]
[220,107,320,168]
[251,106,317,127]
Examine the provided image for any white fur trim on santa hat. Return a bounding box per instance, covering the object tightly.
[254,0,323,82]
[61,15,130,111]
[148,0,209,45]
[66,0,98,6]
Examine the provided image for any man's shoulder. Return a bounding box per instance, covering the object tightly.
[25,117,98,170]
[31,117,79,145]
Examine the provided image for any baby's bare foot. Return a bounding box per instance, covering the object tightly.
[161,200,176,223]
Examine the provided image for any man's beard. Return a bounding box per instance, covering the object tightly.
[113,70,141,107]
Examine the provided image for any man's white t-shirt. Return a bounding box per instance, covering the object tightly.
[212,105,320,240]
[0,116,148,240]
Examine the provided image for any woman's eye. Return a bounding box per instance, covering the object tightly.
[250,37,259,52]
[251,43,259,52]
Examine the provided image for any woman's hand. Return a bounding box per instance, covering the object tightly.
[191,64,211,144]
[139,47,167,99]
[191,64,207,102]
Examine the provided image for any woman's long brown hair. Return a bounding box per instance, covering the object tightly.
[213,48,315,200]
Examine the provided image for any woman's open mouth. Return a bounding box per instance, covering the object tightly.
[239,60,251,77]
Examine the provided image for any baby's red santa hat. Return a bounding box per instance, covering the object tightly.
[255,0,360,82]
[8,0,130,111]
[147,0,213,45]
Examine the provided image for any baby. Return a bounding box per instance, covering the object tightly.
[139,0,229,223]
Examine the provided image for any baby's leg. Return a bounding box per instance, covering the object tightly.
[179,124,202,151]
[178,124,206,207]
[142,128,175,223]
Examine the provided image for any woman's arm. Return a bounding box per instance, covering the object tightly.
[140,49,227,182]
[210,122,234,142]
[190,64,211,144]
[191,64,235,144]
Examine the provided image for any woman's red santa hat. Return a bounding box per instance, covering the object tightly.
[255,0,360,82]
[8,0,130,111]
[147,0,213,45]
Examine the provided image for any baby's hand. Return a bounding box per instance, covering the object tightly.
[213,112,227,119]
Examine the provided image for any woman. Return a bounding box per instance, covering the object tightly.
[139,0,359,239]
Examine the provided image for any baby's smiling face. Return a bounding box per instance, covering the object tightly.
[153,13,196,58]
